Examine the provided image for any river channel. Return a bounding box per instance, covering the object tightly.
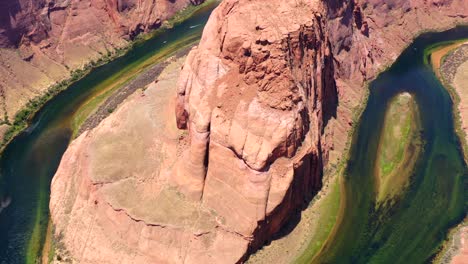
[312,26,468,263]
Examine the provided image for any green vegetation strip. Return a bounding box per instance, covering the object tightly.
[70,33,200,136]
[294,176,341,263]
[0,48,126,153]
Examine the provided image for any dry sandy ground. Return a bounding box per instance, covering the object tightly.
[436,42,468,150]
[452,52,468,147]
[447,50,468,264]
[448,225,468,264]
[435,43,468,264]
[431,42,466,78]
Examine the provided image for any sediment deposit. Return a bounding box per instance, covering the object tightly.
[439,43,468,264]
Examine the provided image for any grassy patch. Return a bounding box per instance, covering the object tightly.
[374,93,422,204]
[294,176,341,264]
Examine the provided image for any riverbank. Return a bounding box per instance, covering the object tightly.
[431,40,468,163]
[0,0,217,154]
[429,40,468,264]
[75,45,194,137]
[246,171,341,264]
[374,93,422,206]
[70,35,200,138]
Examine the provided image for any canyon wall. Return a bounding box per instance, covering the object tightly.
[51,0,467,263]
[0,0,203,134]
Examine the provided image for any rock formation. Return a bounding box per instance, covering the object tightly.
[440,43,468,152]
[174,0,467,256]
[0,0,203,129]
[174,0,336,250]
[50,0,467,263]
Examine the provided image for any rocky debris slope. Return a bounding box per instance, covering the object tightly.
[51,0,467,263]
[51,56,250,264]
[441,43,468,143]
[439,44,468,264]
[0,0,203,127]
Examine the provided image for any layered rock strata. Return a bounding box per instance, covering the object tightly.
[174,0,336,251]
[174,0,468,256]
[51,0,468,263]
[0,0,203,125]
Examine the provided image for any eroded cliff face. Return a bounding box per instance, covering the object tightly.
[50,0,467,263]
[173,0,337,248]
[0,0,205,48]
[0,0,203,127]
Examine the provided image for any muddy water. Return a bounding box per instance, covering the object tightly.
[312,26,468,263]
[0,3,218,263]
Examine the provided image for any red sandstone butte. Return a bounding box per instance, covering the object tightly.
[51,0,467,263]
